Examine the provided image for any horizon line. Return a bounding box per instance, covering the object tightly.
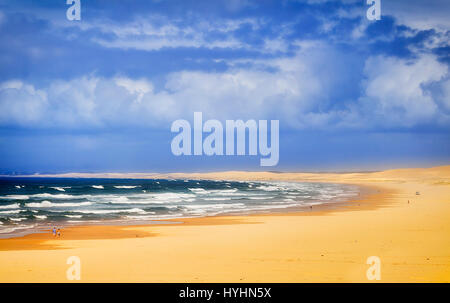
[0,164,449,179]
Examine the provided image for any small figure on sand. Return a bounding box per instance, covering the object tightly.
[57,229,61,237]
[52,226,56,237]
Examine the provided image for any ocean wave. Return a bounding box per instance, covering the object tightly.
[25,201,92,208]
[208,197,233,201]
[0,226,30,234]
[0,210,24,214]
[114,186,140,189]
[0,195,30,200]
[125,214,157,220]
[104,197,166,205]
[93,193,197,204]
[206,189,239,196]
[65,215,82,218]
[188,188,208,194]
[149,192,196,202]
[10,217,26,222]
[183,203,246,210]
[0,179,360,237]
[50,187,71,192]
[30,193,75,199]
[76,208,145,214]
[256,185,284,191]
[246,196,274,200]
[0,203,20,209]
[189,188,241,196]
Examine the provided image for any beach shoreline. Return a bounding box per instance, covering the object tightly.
[0,166,449,282]
[0,178,365,239]
[0,182,379,245]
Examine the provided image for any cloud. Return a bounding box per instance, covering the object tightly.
[1,47,448,131]
[0,80,48,126]
[70,16,270,52]
[383,0,450,31]
[0,1,449,132]
[360,54,449,127]
[0,44,329,129]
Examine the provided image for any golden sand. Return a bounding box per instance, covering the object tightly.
[0,166,449,282]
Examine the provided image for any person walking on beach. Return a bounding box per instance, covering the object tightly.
[52,226,56,237]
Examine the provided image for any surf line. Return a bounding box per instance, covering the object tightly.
[170,112,279,166]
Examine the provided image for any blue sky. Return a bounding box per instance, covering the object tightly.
[0,0,449,173]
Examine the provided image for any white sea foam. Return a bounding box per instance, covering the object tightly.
[183,203,246,210]
[10,218,26,222]
[207,189,239,196]
[0,210,23,214]
[125,213,157,220]
[0,195,29,200]
[150,192,196,202]
[94,194,194,204]
[30,193,74,199]
[65,215,82,218]
[0,180,360,236]
[114,186,140,189]
[246,196,274,200]
[0,227,24,233]
[188,188,208,194]
[50,187,70,192]
[256,185,284,191]
[208,197,233,201]
[77,208,145,214]
[0,203,20,209]
[25,201,92,208]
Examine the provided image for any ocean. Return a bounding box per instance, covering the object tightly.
[0,178,360,238]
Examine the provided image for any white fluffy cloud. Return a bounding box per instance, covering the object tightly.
[361,54,448,127]
[0,48,448,130]
[383,0,450,31]
[0,44,328,129]
[0,80,48,126]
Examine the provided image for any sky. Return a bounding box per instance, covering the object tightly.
[0,0,449,173]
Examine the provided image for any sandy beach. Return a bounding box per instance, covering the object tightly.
[0,166,449,282]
